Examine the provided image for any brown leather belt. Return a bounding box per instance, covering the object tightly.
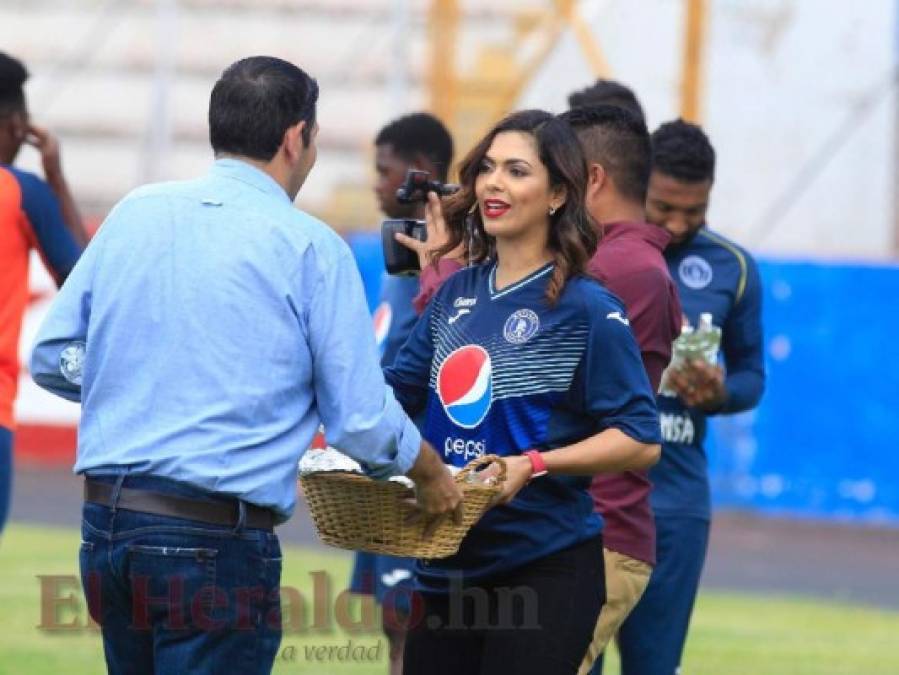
[84,479,275,531]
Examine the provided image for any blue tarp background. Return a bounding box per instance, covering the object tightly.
[347,234,899,525]
[707,259,899,525]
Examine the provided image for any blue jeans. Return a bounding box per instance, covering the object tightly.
[0,426,11,534]
[79,474,283,675]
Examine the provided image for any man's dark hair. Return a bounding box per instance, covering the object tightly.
[375,112,454,181]
[567,78,645,122]
[0,51,29,117]
[651,119,715,183]
[559,104,651,203]
[209,56,319,161]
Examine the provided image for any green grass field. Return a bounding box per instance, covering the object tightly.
[1,523,897,675]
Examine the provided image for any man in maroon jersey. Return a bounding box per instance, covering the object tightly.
[559,103,681,674]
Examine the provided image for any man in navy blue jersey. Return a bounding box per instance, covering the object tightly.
[349,111,453,675]
[614,119,765,675]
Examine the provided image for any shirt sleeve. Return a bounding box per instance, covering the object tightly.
[305,242,422,479]
[604,266,682,393]
[581,294,661,444]
[383,299,436,417]
[19,171,82,286]
[718,255,766,414]
[29,216,104,401]
[413,258,463,315]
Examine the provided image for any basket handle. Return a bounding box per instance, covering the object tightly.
[455,454,506,485]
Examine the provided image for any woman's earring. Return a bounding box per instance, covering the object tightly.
[548,206,557,216]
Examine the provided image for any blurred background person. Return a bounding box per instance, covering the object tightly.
[0,50,83,537]
[568,79,646,124]
[559,103,681,675]
[613,119,765,675]
[349,110,453,675]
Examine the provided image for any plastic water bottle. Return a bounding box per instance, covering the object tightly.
[659,313,721,395]
[694,313,722,364]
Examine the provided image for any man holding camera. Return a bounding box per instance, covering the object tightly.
[351,111,454,675]
[29,57,460,675]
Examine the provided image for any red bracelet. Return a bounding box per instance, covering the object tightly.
[523,450,548,478]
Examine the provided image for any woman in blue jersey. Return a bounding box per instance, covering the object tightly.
[385,110,661,675]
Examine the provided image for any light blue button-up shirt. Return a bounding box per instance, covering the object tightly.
[29,159,421,520]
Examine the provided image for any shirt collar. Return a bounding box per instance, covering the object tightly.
[602,220,672,250]
[210,158,292,204]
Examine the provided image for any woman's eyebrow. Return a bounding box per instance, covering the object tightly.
[483,154,533,168]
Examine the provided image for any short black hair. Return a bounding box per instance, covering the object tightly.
[0,51,29,117]
[559,104,651,203]
[209,56,318,161]
[568,79,645,122]
[650,119,715,183]
[375,112,454,181]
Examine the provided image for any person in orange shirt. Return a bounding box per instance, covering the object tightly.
[0,51,84,534]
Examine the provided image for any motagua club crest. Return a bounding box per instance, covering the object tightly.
[503,309,540,345]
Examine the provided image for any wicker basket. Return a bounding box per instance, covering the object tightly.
[300,455,505,559]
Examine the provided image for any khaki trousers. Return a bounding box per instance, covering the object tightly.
[577,547,653,675]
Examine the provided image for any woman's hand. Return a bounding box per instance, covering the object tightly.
[484,455,532,506]
[394,192,464,269]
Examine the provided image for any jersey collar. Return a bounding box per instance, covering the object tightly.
[488,261,555,300]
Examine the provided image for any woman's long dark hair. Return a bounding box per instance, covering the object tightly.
[435,109,598,305]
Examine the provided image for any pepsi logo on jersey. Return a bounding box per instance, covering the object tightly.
[436,345,493,429]
[372,302,392,353]
[444,436,487,460]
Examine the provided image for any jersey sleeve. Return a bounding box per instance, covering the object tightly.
[413,258,463,315]
[18,171,82,285]
[581,293,661,444]
[384,293,438,417]
[718,255,765,414]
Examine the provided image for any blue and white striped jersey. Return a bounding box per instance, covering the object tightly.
[386,261,660,590]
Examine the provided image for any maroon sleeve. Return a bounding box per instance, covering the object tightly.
[604,267,681,392]
[412,258,463,315]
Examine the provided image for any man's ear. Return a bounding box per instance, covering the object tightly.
[586,162,607,201]
[411,152,437,177]
[282,120,306,163]
[7,112,27,143]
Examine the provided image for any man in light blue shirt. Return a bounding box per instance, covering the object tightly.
[29,56,460,675]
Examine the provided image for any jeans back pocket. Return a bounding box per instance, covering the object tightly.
[126,543,220,631]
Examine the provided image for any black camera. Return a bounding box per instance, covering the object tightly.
[395,169,458,204]
[382,218,427,276]
[381,170,459,276]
